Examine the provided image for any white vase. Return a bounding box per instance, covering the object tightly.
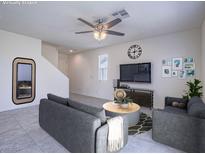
[112,102,120,106]
[120,104,129,109]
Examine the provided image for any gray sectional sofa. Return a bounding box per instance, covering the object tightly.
[39,94,128,153]
[152,96,205,152]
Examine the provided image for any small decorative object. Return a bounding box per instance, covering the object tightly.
[172,71,178,77]
[179,70,186,79]
[172,58,183,70]
[114,89,133,108]
[114,89,126,99]
[127,44,142,59]
[183,79,203,100]
[162,66,171,78]
[120,103,129,109]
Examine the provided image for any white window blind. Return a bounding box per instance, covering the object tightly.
[98,54,108,80]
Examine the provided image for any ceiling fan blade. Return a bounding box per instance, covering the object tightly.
[78,18,95,28]
[75,31,93,34]
[105,30,125,36]
[106,18,122,29]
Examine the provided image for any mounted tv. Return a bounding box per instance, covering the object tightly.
[120,63,151,83]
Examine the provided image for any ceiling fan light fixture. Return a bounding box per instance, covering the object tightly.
[76,17,124,40]
[94,31,107,41]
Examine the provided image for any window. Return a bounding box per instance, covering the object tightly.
[98,54,108,80]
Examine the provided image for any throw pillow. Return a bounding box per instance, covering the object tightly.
[172,101,186,109]
[172,101,179,107]
[178,103,186,108]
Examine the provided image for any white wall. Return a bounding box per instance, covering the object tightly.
[42,43,69,78]
[0,30,69,112]
[202,20,205,101]
[58,52,69,77]
[68,29,201,109]
[42,42,59,68]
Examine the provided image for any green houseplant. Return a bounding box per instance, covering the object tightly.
[183,79,203,100]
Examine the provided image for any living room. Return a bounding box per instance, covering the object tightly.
[0,1,205,153]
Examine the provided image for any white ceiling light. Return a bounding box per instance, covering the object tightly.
[69,50,73,53]
[76,17,124,41]
[93,31,107,41]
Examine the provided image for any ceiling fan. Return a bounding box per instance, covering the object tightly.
[75,18,125,41]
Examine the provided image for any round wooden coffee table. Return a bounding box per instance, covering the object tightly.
[103,102,141,127]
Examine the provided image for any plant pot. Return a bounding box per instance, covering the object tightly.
[113,102,120,106]
[120,104,129,109]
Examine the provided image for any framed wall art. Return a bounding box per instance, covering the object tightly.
[179,70,186,79]
[162,56,195,79]
[172,58,183,70]
[172,71,178,77]
[162,66,171,78]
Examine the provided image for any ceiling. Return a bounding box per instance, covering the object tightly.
[0,1,205,53]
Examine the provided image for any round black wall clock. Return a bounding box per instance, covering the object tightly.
[127,44,142,59]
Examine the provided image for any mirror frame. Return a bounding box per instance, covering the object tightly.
[12,57,36,105]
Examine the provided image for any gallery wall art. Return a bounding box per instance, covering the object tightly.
[172,71,178,77]
[162,57,195,79]
[172,58,183,70]
[162,66,171,78]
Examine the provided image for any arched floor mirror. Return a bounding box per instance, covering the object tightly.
[12,57,36,105]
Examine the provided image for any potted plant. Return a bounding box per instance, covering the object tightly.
[114,89,133,108]
[183,79,203,100]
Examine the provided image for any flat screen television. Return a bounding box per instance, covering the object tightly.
[120,63,151,83]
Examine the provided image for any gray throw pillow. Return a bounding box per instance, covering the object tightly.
[68,99,106,124]
[172,101,186,109]
[47,93,68,106]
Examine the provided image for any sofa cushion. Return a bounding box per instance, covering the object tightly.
[188,101,205,119]
[47,93,68,106]
[68,99,106,124]
[164,106,187,115]
[199,111,205,119]
[187,96,203,111]
[172,101,186,109]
